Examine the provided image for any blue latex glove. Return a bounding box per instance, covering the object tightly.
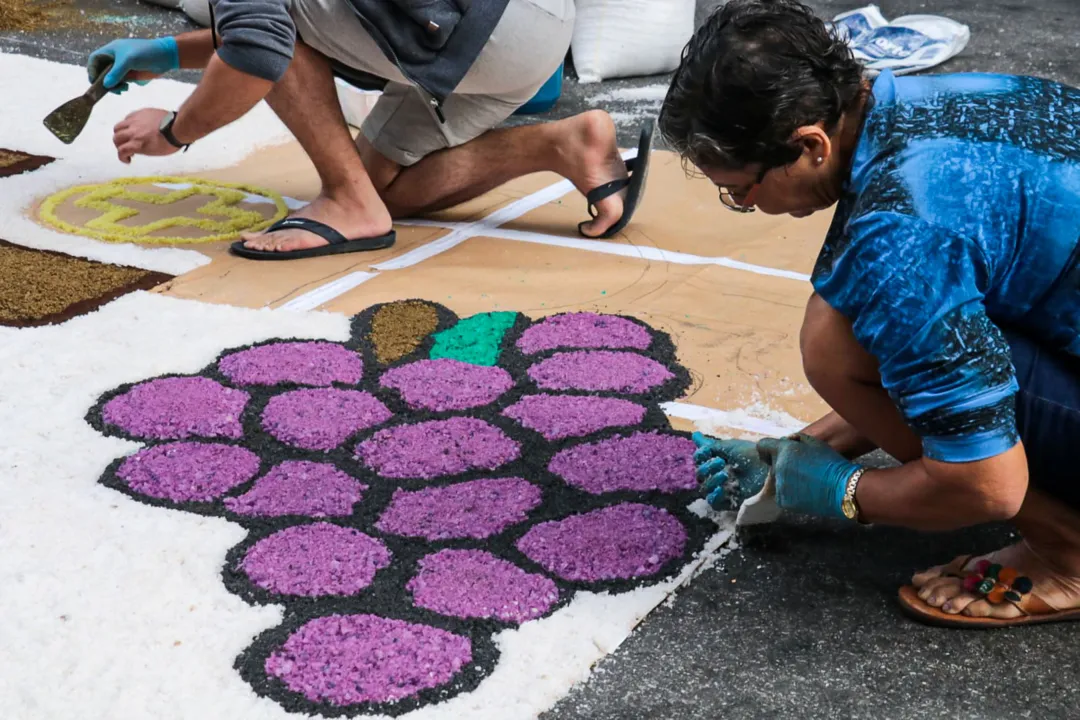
[692,431,770,511]
[87,37,180,94]
[756,434,862,519]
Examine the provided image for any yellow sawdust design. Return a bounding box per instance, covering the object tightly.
[38,176,289,245]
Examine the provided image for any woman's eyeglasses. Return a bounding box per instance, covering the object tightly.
[717,167,769,213]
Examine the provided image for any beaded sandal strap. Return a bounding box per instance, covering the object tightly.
[961,559,1040,615]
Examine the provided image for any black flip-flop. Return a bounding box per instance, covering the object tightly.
[229,217,396,260]
[578,123,655,240]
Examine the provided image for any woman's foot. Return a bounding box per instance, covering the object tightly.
[551,110,628,238]
[912,541,1080,619]
[239,186,393,253]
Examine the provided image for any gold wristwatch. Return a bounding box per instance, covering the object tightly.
[840,467,866,522]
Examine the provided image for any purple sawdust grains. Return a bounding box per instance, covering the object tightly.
[265,614,472,706]
[407,549,559,624]
[380,359,513,412]
[262,389,392,451]
[218,342,363,387]
[357,417,520,479]
[549,431,697,494]
[502,394,646,440]
[102,376,248,439]
[516,503,687,582]
[516,312,651,354]
[376,478,541,540]
[116,442,260,502]
[240,523,391,597]
[527,351,674,393]
[223,461,367,517]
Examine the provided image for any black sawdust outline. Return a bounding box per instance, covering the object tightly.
[86,300,715,718]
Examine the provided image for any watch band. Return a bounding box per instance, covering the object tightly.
[159,111,190,151]
[841,467,866,522]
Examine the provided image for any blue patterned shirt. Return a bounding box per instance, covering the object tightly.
[812,70,1080,463]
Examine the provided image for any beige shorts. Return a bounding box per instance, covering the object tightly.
[292,0,575,166]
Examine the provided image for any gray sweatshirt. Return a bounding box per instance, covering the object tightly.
[209,0,511,109]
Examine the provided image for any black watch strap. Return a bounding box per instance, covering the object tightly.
[160,111,190,151]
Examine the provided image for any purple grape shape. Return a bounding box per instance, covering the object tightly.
[87,301,712,717]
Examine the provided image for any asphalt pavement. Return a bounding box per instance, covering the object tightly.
[5,2,1080,718]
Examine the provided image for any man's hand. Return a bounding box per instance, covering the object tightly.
[113,109,180,164]
[88,38,180,93]
[692,432,770,510]
[756,434,861,519]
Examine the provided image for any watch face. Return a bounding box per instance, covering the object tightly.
[159,112,174,132]
[841,498,856,520]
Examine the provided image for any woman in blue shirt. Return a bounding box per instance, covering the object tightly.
[666,0,1080,627]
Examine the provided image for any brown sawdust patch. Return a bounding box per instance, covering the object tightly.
[0,0,83,32]
[369,300,440,364]
[0,240,172,327]
[0,149,26,168]
[0,148,55,176]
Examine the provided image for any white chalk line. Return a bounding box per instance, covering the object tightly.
[371,147,639,272]
[276,271,379,312]
[281,149,638,309]
[661,401,805,438]
[398,221,811,281]
[274,157,613,306]
[266,144,808,313]
[369,224,474,272]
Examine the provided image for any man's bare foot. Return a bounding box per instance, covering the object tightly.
[239,188,393,253]
[552,110,628,238]
[912,541,1080,618]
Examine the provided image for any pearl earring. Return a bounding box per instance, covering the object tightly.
[816,157,824,164]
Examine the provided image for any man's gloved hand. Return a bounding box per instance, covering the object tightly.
[756,434,861,519]
[692,432,770,511]
[88,38,180,94]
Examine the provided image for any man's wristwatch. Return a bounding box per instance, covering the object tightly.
[840,467,866,522]
[159,111,191,152]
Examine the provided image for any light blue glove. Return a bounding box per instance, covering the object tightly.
[756,434,861,519]
[87,37,180,93]
[692,432,770,511]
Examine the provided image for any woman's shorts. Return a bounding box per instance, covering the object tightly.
[1004,326,1080,511]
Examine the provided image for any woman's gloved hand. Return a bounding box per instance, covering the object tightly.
[692,432,770,510]
[756,434,861,519]
[87,37,180,93]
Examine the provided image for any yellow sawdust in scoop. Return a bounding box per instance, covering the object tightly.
[0,243,154,323]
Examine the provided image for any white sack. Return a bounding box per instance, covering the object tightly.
[571,0,695,83]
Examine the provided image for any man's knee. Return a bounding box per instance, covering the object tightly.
[800,293,880,393]
[355,136,402,194]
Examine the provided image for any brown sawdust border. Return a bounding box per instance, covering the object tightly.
[0,148,56,177]
[0,239,173,328]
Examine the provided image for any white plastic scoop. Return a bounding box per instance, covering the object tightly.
[734,467,782,527]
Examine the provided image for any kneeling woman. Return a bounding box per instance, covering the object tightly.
[664,0,1080,627]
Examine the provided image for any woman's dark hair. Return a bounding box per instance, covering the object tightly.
[659,0,865,172]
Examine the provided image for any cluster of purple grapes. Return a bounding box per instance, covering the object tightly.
[88,301,711,717]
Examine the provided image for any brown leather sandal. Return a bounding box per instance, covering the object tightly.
[898,554,1080,628]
